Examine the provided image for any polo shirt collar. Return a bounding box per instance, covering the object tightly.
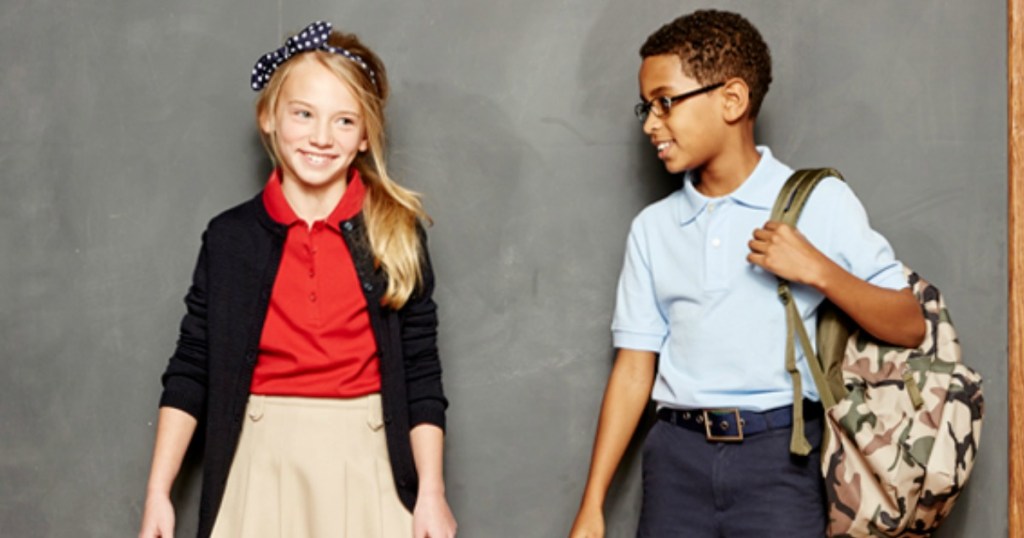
[677,146,788,225]
[327,170,366,230]
[262,168,367,230]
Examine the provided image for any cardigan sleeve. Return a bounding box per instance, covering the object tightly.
[158,232,210,419]
[399,230,448,431]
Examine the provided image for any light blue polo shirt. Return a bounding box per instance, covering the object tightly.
[612,147,906,411]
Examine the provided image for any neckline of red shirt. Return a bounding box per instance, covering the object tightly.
[262,168,366,230]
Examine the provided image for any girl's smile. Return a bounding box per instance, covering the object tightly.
[299,149,339,166]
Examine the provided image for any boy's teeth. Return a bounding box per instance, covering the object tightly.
[657,142,670,151]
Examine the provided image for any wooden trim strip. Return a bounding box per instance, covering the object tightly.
[1009,0,1023,533]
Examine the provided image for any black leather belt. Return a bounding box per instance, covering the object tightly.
[657,400,823,442]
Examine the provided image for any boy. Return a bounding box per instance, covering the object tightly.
[568,10,925,537]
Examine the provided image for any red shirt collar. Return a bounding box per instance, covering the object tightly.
[262,168,367,230]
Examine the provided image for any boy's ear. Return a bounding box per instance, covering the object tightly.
[720,78,752,123]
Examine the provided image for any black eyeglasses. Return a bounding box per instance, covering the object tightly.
[634,82,725,122]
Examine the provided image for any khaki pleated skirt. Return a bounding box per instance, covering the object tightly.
[210,394,413,538]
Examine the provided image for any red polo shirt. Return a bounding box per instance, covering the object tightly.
[250,170,381,397]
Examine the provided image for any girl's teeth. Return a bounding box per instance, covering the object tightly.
[658,142,670,151]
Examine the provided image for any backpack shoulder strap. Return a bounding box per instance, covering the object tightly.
[769,168,844,224]
[771,168,845,455]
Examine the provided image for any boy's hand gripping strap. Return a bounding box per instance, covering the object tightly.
[768,168,844,456]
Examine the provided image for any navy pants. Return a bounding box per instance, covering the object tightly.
[637,414,826,537]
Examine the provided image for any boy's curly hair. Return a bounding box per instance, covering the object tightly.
[640,10,772,118]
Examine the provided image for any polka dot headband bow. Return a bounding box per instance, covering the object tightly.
[250,20,377,91]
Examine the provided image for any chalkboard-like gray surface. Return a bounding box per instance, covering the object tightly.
[0,1,1007,536]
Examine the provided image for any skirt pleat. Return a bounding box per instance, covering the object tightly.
[211,394,413,538]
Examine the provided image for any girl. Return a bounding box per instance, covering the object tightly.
[139,21,456,538]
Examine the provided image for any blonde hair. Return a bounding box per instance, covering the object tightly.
[256,31,429,309]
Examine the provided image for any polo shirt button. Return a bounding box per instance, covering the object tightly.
[711,238,721,248]
[309,292,317,302]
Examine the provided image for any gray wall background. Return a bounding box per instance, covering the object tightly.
[0,0,1008,536]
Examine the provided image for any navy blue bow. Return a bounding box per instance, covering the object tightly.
[250,20,376,91]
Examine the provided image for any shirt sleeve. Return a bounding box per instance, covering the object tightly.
[611,220,668,351]
[806,178,907,291]
[400,227,448,431]
[159,232,210,419]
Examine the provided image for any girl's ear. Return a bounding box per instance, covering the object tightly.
[358,137,368,153]
[259,109,274,135]
[721,78,752,123]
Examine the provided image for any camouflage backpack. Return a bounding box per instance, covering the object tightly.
[771,169,984,537]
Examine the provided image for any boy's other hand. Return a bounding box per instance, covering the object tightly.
[747,221,829,287]
[569,506,605,538]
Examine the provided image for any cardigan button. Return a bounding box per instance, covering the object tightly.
[383,414,392,424]
[343,221,354,231]
[363,282,373,292]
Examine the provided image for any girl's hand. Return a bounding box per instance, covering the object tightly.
[138,492,175,538]
[413,490,457,538]
[747,221,829,287]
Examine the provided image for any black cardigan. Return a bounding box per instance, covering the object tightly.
[158,193,447,538]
